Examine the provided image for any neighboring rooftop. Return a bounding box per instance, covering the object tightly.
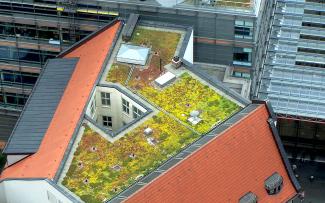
[257,0,325,122]
[194,62,251,99]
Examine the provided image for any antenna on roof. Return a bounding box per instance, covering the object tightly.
[159,58,162,73]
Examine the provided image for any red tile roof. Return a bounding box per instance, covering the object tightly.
[0,21,121,180]
[126,105,298,203]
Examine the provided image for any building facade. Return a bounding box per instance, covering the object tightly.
[256,0,325,157]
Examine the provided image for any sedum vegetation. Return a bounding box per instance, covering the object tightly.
[130,27,181,66]
[63,73,240,202]
[65,26,241,203]
[62,113,197,203]
[141,73,240,133]
[106,63,130,84]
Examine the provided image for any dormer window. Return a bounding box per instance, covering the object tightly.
[239,192,257,203]
[265,172,283,195]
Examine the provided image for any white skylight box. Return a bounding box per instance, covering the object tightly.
[116,44,150,65]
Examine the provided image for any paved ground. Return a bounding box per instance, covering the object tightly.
[290,159,325,203]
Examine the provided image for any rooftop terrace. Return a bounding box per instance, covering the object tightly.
[60,23,242,202]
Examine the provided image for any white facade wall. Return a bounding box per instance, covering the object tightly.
[183,30,193,64]
[86,86,147,131]
[0,180,74,203]
[0,182,7,203]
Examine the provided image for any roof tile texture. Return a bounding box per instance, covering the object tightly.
[0,21,120,180]
[126,105,297,203]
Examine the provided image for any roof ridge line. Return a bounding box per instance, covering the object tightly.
[57,19,120,58]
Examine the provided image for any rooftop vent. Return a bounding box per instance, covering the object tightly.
[264,172,283,195]
[188,110,202,125]
[172,56,182,69]
[239,192,257,203]
[144,127,153,136]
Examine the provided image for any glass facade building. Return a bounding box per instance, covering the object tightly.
[256,0,325,155]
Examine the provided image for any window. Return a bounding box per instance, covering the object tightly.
[233,71,250,79]
[102,116,112,127]
[233,47,252,66]
[47,191,57,203]
[4,93,28,106]
[0,94,3,104]
[90,99,95,117]
[296,61,325,68]
[298,47,325,55]
[101,92,110,106]
[122,98,129,114]
[300,34,325,42]
[235,20,253,39]
[133,106,143,119]
[304,9,325,16]
[1,70,38,85]
[302,22,325,29]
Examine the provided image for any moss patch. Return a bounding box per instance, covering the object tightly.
[106,63,131,84]
[130,27,181,67]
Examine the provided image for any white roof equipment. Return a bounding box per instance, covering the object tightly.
[154,72,176,88]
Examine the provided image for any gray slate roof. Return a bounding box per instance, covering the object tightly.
[3,58,79,154]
